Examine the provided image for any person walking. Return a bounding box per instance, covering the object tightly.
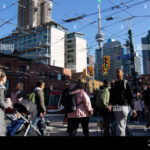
[108,68,137,136]
[96,80,111,136]
[143,84,150,128]
[0,70,9,136]
[67,80,93,136]
[30,80,46,136]
[11,82,24,105]
[60,82,70,128]
[134,99,142,124]
[140,99,145,122]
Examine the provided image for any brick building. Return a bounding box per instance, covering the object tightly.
[141,74,150,85]
[0,52,72,95]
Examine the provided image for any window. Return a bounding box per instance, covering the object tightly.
[67,60,74,63]
[67,54,74,59]
[49,73,57,80]
[67,44,74,49]
[67,40,74,43]
[39,72,44,77]
[67,34,74,39]
[68,49,74,53]
[18,65,26,75]
[57,74,62,81]
[4,63,11,73]
[44,72,49,78]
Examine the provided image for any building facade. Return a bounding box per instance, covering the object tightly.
[18,0,52,30]
[141,31,150,74]
[95,48,103,81]
[87,54,94,68]
[65,32,87,73]
[0,22,67,67]
[134,51,142,75]
[102,39,124,81]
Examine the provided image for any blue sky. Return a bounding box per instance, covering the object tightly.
[0,0,150,73]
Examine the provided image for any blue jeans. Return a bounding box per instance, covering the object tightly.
[7,119,24,136]
[29,114,45,136]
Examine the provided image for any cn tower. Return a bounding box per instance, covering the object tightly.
[95,3,104,49]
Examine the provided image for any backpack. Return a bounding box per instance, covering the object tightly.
[96,88,109,110]
[65,92,77,113]
[26,92,36,104]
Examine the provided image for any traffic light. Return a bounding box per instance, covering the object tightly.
[104,55,110,69]
[102,64,108,76]
[83,69,87,79]
[88,66,94,77]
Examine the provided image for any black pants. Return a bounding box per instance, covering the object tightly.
[68,117,89,136]
[99,108,111,136]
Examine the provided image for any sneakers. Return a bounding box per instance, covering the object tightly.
[63,124,67,127]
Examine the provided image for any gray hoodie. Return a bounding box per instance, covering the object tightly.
[0,83,6,110]
[0,83,6,136]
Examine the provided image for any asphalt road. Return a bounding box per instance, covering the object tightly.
[44,114,150,136]
[5,114,150,136]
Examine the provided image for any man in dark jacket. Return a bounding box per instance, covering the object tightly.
[60,82,70,129]
[143,84,150,128]
[30,80,46,136]
[108,68,137,136]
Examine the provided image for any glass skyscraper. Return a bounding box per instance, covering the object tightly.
[142,31,150,74]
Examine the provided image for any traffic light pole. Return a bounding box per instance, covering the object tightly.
[128,27,136,93]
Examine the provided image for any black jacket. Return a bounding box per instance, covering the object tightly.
[60,88,69,107]
[109,80,134,109]
[143,88,150,106]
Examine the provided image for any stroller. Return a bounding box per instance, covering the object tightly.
[7,99,46,136]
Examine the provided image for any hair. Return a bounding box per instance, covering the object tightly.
[116,68,124,73]
[36,80,45,87]
[13,82,24,93]
[0,69,6,80]
[103,79,110,87]
[76,79,85,89]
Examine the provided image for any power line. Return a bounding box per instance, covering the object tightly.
[0,1,17,13]
[107,0,133,17]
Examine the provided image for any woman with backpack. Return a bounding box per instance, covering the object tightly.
[67,80,93,136]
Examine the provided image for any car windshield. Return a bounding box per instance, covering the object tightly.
[48,95,61,106]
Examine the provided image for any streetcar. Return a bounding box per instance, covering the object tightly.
[46,90,64,114]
